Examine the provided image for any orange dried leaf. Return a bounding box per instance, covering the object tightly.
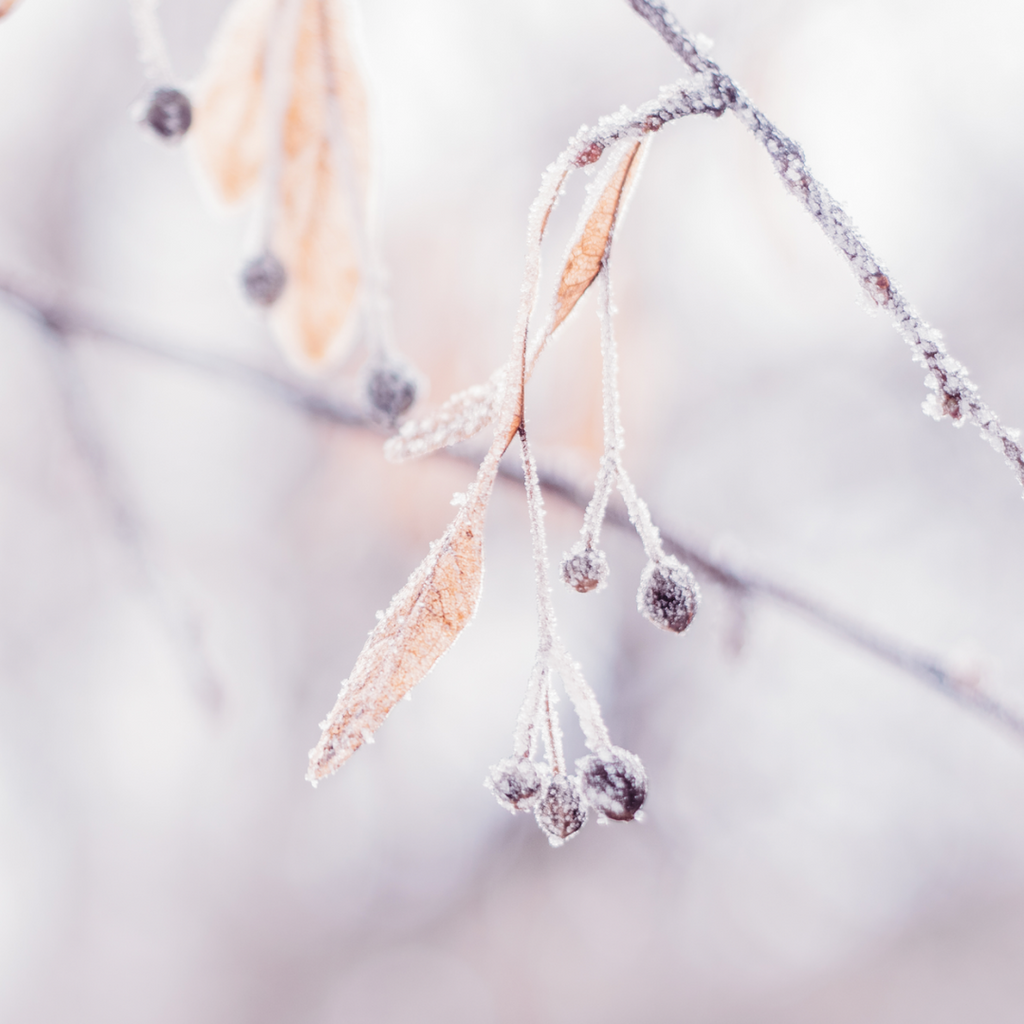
[0,0,20,17]
[191,0,370,368]
[551,140,643,334]
[189,0,271,205]
[307,454,500,781]
[387,142,648,461]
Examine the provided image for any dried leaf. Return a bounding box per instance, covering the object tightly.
[384,370,503,463]
[307,452,500,781]
[0,0,20,17]
[551,140,643,334]
[189,0,271,205]
[386,143,648,461]
[191,0,370,367]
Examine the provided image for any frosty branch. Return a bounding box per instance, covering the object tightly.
[623,0,1024,493]
[2,273,1019,748]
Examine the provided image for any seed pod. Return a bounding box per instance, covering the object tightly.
[637,555,700,633]
[241,252,287,307]
[367,364,417,424]
[560,546,609,594]
[142,87,192,141]
[577,746,646,821]
[534,772,586,846]
[486,757,543,813]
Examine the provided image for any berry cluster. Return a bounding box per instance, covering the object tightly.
[488,747,646,845]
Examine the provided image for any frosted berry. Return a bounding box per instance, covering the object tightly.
[486,757,542,812]
[638,555,700,633]
[534,773,586,845]
[367,364,417,424]
[143,87,192,141]
[241,252,287,307]
[577,747,646,821]
[560,546,609,594]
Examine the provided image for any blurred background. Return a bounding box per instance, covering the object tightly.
[3,0,1024,1020]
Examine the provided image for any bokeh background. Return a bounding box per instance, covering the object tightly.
[3,0,1024,1021]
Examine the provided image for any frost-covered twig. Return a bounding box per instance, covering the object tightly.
[1,275,1017,742]
[623,0,1024,495]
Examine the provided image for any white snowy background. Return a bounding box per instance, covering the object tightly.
[2,0,1024,1021]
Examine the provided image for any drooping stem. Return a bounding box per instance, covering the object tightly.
[518,422,614,758]
[590,262,667,562]
[129,0,173,82]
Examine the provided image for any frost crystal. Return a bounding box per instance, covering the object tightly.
[638,556,700,633]
[534,773,586,845]
[560,545,609,594]
[486,757,543,812]
[383,373,502,462]
[577,747,646,821]
[241,251,287,307]
[143,86,192,140]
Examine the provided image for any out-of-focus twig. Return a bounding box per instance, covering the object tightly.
[2,276,222,712]
[623,0,1024,498]
[1,274,1021,741]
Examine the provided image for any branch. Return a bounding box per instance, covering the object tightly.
[623,0,1024,496]
[2,274,1020,742]
[1,275,222,711]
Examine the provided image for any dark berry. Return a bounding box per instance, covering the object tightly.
[577,747,646,821]
[534,773,586,845]
[241,251,287,307]
[486,757,542,812]
[366,364,417,424]
[143,87,192,141]
[560,546,609,594]
[637,555,700,633]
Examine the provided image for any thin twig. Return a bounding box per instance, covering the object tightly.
[2,276,222,711]
[2,275,1018,740]
[622,0,1024,496]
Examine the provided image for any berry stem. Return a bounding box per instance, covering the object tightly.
[517,422,565,771]
[129,0,174,83]
[593,263,666,562]
[553,644,612,753]
[518,421,614,762]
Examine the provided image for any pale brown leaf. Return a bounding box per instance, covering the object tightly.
[551,140,643,334]
[189,0,271,206]
[307,452,500,781]
[382,143,648,462]
[191,0,370,367]
[0,0,20,17]
[383,370,503,463]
